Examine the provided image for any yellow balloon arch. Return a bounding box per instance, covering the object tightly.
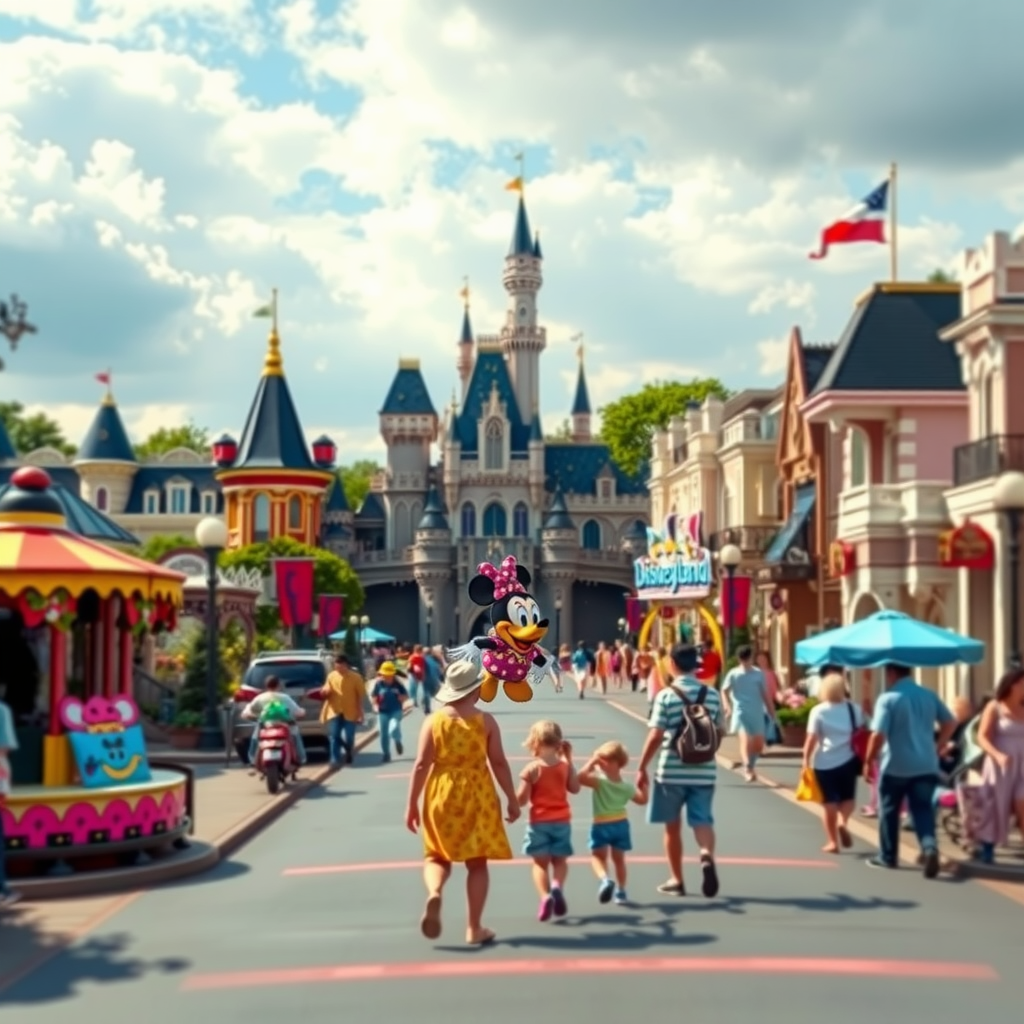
[636,600,723,666]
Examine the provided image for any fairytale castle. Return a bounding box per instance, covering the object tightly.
[0,195,650,644]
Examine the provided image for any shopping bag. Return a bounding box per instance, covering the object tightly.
[765,714,781,747]
[795,767,823,803]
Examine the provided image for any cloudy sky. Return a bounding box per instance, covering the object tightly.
[2,1,1023,464]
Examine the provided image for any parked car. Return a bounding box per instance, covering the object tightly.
[232,650,332,763]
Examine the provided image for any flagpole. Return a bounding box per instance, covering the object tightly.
[271,287,278,332]
[517,151,525,191]
[888,162,898,283]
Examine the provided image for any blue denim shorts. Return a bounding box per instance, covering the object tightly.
[647,781,715,827]
[523,821,573,858]
[589,819,632,852]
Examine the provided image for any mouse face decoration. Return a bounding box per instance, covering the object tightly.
[60,695,152,789]
[458,555,550,703]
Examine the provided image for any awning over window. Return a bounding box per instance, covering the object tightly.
[764,483,816,564]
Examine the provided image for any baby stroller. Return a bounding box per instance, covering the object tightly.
[939,715,985,850]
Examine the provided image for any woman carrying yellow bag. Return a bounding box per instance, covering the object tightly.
[795,767,823,804]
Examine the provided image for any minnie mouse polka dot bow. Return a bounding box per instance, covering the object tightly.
[476,555,526,601]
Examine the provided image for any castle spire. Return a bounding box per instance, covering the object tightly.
[256,288,283,377]
[571,333,592,442]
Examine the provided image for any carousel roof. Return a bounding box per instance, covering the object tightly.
[0,466,185,602]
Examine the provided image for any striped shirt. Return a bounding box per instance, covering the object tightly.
[649,676,722,786]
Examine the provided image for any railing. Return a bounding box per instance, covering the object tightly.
[953,434,1024,487]
[838,482,949,534]
[719,416,774,448]
[709,525,778,554]
[133,666,176,724]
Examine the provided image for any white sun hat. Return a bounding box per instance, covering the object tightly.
[433,660,485,705]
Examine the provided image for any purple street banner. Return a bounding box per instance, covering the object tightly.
[272,557,316,628]
[318,594,344,637]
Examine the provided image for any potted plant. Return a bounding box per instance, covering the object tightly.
[168,710,203,748]
[776,697,819,748]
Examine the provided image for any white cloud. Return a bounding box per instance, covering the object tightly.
[757,337,790,378]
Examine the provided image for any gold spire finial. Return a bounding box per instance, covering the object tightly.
[459,276,470,309]
[572,332,584,363]
[99,368,115,406]
[262,288,283,377]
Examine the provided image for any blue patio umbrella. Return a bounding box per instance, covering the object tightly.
[329,625,395,645]
[794,610,984,669]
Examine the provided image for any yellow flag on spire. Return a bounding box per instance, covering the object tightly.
[459,276,470,305]
[504,176,523,193]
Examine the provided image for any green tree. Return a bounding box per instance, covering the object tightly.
[0,401,76,457]
[134,421,211,460]
[177,629,231,718]
[545,419,573,442]
[599,378,730,477]
[927,268,955,283]
[220,536,365,638]
[339,459,381,510]
[136,534,197,564]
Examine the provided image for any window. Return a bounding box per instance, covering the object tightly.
[849,428,868,488]
[513,502,529,537]
[144,491,158,515]
[95,487,108,512]
[599,480,612,499]
[581,519,601,550]
[289,495,303,529]
[202,492,216,515]
[253,494,270,542]
[169,486,188,515]
[460,502,476,537]
[482,502,507,537]
[484,418,504,471]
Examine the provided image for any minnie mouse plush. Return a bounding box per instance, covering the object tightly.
[447,555,551,703]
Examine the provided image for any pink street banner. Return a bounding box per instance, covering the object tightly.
[318,594,345,638]
[273,558,316,627]
[721,574,753,630]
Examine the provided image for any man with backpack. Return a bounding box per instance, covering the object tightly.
[636,643,723,899]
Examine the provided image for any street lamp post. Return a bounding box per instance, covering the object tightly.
[617,617,627,641]
[994,471,1024,669]
[360,614,370,649]
[195,516,229,751]
[554,595,563,650]
[426,599,433,648]
[719,542,743,664]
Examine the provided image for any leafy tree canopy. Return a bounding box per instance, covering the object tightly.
[599,378,730,477]
[135,421,211,460]
[220,536,365,634]
[339,459,381,510]
[136,534,198,564]
[0,401,76,457]
[927,268,955,283]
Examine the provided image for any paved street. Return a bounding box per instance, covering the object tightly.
[4,689,1022,1020]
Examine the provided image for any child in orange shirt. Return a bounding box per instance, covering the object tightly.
[517,720,580,921]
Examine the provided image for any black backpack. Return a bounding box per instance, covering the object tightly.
[669,684,722,765]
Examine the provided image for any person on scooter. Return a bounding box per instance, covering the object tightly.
[242,675,308,766]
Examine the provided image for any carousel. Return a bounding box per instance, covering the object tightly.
[0,466,189,875]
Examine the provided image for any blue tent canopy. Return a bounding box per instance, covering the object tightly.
[329,625,395,645]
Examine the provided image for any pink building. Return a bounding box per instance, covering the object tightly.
[941,231,1024,692]
[799,282,968,701]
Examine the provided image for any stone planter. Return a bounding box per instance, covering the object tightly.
[779,724,807,748]
[167,728,201,750]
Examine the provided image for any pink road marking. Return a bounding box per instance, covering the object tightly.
[182,956,998,991]
[282,854,837,877]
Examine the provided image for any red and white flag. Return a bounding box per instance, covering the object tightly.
[95,371,111,385]
[809,180,888,260]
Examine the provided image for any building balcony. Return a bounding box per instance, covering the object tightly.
[719,416,776,449]
[837,482,949,538]
[953,434,1024,488]
[709,525,777,556]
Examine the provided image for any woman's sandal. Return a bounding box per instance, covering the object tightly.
[656,880,685,896]
[420,894,442,940]
[838,825,853,849]
[466,928,496,946]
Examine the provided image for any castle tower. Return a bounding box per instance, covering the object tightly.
[528,407,545,510]
[571,345,592,443]
[73,379,138,514]
[214,302,336,549]
[320,478,354,557]
[441,391,461,517]
[501,195,546,421]
[413,486,452,644]
[540,488,578,647]
[457,286,475,399]
[380,358,438,549]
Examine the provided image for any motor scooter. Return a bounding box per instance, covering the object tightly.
[254,717,298,794]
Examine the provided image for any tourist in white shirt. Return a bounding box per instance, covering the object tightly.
[802,672,865,854]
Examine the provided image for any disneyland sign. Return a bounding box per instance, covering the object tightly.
[633,549,713,601]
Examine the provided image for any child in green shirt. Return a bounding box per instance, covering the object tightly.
[578,741,648,905]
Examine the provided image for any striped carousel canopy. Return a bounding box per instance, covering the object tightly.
[0,466,184,603]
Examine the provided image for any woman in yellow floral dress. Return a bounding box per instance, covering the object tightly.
[406,660,520,945]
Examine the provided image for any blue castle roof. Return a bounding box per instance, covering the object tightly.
[0,418,15,462]
[571,363,591,416]
[356,492,385,522]
[76,400,136,463]
[417,486,449,531]
[529,412,543,442]
[325,479,349,513]
[508,196,534,257]
[543,488,574,530]
[123,466,225,515]
[233,331,316,470]
[455,350,529,455]
[544,444,647,496]
[381,361,436,416]
[460,308,473,345]
[532,231,543,259]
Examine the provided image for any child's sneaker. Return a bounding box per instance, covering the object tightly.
[538,894,554,922]
[551,885,568,917]
[598,878,614,904]
[613,889,628,905]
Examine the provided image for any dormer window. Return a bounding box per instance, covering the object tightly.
[169,485,189,515]
[144,490,159,515]
[484,418,504,471]
[599,480,612,499]
[95,487,109,512]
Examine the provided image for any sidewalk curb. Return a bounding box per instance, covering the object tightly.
[605,698,978,882]
[11,717,398,902]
